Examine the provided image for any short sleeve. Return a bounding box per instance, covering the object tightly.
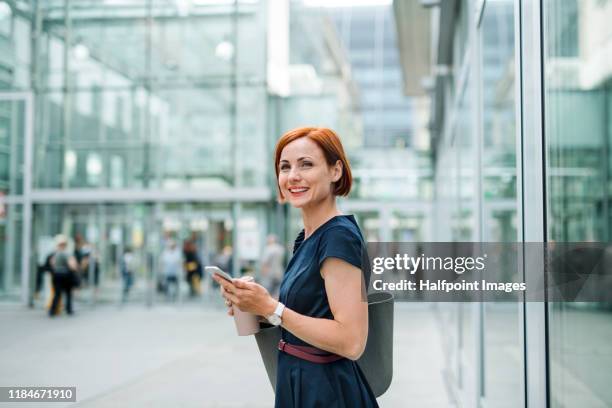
[317,226,365,270]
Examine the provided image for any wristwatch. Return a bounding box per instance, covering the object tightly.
[267,302,285,326]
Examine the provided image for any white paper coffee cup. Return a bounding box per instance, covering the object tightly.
[232,276,260,336]
[233,306,260,336]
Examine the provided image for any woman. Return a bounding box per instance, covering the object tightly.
[213,127,378,407]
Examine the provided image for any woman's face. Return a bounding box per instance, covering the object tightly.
[278,137,341,209]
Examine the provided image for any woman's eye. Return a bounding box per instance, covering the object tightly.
[279,164,290,172]
[301,162,312,167]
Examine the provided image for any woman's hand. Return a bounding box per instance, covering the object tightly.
[220,285,234,316]
[213,275,277,317]
[217,276,252,316]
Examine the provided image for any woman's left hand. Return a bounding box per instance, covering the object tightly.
[213,275,277,317]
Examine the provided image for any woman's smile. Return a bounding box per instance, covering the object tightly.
[288,186,310,197]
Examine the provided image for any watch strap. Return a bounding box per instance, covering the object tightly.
[274,302,285,318]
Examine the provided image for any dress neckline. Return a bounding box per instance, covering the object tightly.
[304,214,354,241]
[293,215,355,254]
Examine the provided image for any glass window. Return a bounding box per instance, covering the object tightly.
[236,86,267,187]
[452,0,469,79]
[34,90,148,189]
[0,1,11,37]
[154,87,234,189]
[544,0,612,405]
[0,203,22,299]
[479,1,522,407]
[0,98,25,195]
[32,1,270,191]
[455,77,475,242]
[151,14,233,81]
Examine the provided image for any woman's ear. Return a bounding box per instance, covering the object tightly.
[332,160,343,183]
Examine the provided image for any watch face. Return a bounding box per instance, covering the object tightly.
[268,314,281,326]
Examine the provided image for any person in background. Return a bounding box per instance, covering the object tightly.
[75,235,100,290]
[121,247,136,303]
[183,240,203,297]
[35,248,55,300]
[260,234,285,298]
[82,247,100,288]
[73,234,86,288]
[39,248,61,314]
[161,240,182,301]
[49,235,79,317]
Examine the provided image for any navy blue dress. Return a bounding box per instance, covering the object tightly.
[275,215,379,408]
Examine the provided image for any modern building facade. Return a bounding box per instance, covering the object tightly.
[306,3,433,243]
[395,0,612,406]
[1,0,611,406]
[0,0,368,302]
[1,0,435,304]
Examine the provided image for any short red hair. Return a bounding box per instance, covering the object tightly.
[274,127,353,201]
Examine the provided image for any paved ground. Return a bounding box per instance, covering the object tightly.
[0,298,451,408]
[3,281,611,408]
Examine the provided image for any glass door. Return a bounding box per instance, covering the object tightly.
[0,93,32,302]
[543,1,612,405]
[478,2,524,407]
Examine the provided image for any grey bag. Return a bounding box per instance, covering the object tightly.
[254,292,394,398]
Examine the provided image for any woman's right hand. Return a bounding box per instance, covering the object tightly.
[216,275,256,316]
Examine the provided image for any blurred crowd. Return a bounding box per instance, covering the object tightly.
[34,232,286,317]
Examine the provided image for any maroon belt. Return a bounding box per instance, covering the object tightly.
[278,340,344,364]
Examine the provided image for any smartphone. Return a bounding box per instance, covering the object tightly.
[205,266,234,283]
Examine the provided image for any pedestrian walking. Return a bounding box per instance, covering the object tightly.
[183,240,203,297]
[49,235,79,317]
[121,247,136,303]
[161,240,182,301]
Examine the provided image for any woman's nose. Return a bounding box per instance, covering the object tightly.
[288,167,301,181]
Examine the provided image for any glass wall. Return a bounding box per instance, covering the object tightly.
[30,201,257,304]
[0,98,24,194]
[0,0,276,297]
[433,2,479,405]
[33,0,268,190]
[0,97,26,297]
[0,0,369,300]
[0,203,22,298]
[431,1,524,406]
[544,0,612,405]
[480,1,522,407]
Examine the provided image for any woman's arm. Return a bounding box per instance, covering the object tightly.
[282,257,368,360]
[215,257,368,361]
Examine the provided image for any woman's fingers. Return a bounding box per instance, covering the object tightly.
[223,290,241,306]
[214,276,239,296]
[232,279,255,290]
[214,275,237,314]
[213,274,261,313]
